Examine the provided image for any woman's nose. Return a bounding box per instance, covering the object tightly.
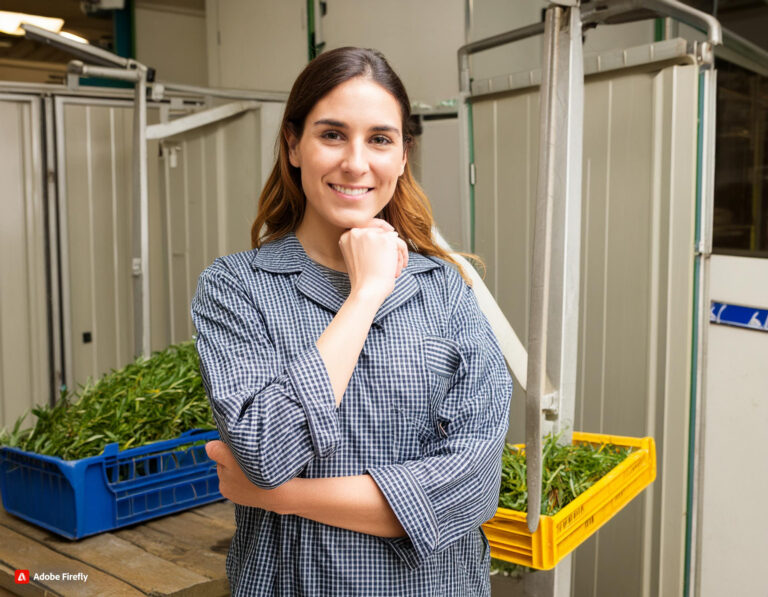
[341,140,368,176]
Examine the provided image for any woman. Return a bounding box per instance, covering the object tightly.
[192,47,513,596]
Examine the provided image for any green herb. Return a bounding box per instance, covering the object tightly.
[490,558,527,578]
[498,433,632,516]
[0,341,214,460]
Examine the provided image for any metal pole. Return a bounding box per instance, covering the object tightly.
[519,5,584,595]
[526,4,561,534]
[526,1,584,536]
[132,68,151,358]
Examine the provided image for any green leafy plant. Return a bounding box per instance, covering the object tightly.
[489,558,526,578]
[498,433,632,516]
[0,341,214,460]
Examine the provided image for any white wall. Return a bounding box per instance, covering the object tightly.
[320,0,464,106]
[206,0,464,103]
[206,0,307,92]
[135,1,208,86]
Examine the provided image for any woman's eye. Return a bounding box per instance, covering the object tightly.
[371,135,393,145]
[322,130,343,141]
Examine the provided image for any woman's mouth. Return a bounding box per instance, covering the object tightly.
[329,183,372,198]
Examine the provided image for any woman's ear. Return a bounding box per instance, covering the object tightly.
[286,130,301,168]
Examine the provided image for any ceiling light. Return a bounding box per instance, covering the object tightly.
[60,31,88,44]
[0,11,64,36]
[22,23,129,68]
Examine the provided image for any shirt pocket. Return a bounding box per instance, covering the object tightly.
[421,335,465,439]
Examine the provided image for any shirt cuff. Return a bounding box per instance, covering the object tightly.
[286,344,340,458]
[368,464,438,569]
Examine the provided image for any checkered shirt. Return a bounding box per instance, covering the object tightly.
[191,232,513,596]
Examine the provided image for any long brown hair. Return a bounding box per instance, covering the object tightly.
[251,47,482,284]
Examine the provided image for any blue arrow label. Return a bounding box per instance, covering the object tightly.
[710,301,768,332]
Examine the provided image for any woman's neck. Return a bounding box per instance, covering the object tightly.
[295,221,348,272]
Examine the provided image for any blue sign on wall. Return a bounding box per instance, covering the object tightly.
[710,301,768,332]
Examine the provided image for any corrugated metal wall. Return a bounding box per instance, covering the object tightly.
[0,95,49,430]
[472,63,699,596]
[56,96,269,392]
[0,89,281,427]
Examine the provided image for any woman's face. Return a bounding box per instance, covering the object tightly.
[288,77,407,235]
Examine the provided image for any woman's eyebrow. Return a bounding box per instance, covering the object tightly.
[371,125,401,137]
[312,119,401,137]
[313,118,346,128]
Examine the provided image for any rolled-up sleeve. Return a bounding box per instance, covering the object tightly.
[191,258,340,489]
[369,279,512,568]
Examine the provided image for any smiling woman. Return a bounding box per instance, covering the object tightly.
[191,47,513,596]
[251,46,472,281]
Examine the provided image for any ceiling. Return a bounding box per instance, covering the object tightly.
[1,1,766,65]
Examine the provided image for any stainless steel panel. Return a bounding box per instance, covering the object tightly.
[474,63,698,596]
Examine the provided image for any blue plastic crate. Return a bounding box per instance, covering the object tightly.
[0,428,223,539]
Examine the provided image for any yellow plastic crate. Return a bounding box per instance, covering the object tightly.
[483,432,656,570]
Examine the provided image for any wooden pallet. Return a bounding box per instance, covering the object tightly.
[0,500,234,596]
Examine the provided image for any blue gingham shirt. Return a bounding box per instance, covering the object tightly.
[191,232,513,596]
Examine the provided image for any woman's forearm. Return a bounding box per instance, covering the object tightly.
[207,440,405,537]
[316,290,382,407]
[286,475,406,538]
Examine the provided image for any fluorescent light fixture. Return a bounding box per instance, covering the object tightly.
[0,11,64,36]
[22,24,129,68]
[60,31,88,44]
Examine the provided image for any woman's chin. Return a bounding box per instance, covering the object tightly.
[330,215,378,230]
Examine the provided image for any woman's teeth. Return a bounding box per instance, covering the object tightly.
[331,184,369,196]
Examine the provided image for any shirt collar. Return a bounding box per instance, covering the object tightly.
[251,231,442,276]
[251,231,442,325]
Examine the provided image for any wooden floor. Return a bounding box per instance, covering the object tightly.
[0,500,234,596]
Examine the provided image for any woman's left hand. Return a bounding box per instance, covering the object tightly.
[206,440,295,514]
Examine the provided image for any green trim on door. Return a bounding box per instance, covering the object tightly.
[683,68,707,597]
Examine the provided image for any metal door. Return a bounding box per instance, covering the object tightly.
[0,94,49,428]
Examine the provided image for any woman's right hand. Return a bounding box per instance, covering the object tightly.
[339,219,409,303]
